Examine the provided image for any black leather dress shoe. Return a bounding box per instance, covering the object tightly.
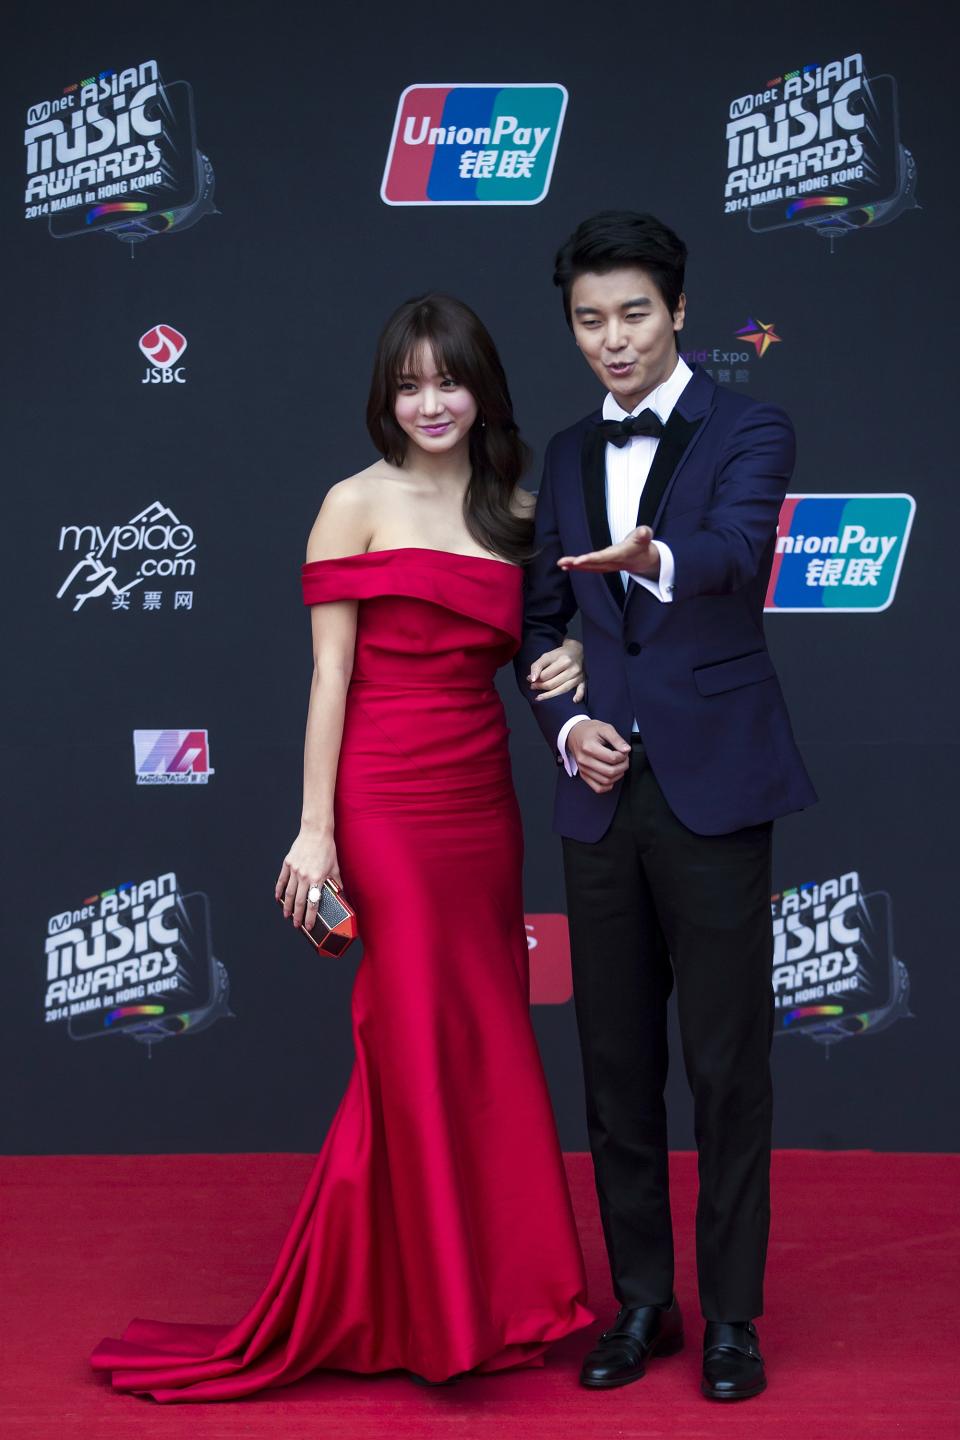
[580,1297,684,1389]
[701,1321,766,1400]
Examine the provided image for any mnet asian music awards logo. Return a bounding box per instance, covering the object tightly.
[772,870,910,1047]
[723,52,918,246]
[382,83,567,205]
[134,730,213,785]
[23,59,217,249]
[43,871,232,1051]
[139,324,187,383]
[765,494,915,611]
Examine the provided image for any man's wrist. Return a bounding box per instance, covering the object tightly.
[630,540,661,580]
[629,542,675,601]
[557,714,592,777]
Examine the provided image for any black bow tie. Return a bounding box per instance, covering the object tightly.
[595,411,664,447]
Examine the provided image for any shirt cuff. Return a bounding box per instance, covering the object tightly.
[557,714,592,777]
[629,541,675,602]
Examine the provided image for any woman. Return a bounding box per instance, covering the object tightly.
[90,294,592,1401]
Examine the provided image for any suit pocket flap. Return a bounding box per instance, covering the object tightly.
[693,649,775,696]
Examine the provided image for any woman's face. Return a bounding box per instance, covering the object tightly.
[393,343,478,456]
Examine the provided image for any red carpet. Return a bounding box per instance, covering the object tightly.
[1,1151,957,1438]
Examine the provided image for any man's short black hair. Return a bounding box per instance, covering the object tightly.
[553,211,688,327]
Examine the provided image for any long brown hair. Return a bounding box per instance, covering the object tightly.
[366,293,534,564]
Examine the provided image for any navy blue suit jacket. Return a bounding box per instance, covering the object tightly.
[516,365,817,840]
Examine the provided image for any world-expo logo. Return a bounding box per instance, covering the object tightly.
[381,83,567,205]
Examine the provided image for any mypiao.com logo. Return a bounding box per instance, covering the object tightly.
[139,324,187,383]
[133,729,213,785]
[381,83,567,205]
[765,494,915,611]
[56,500,196,613]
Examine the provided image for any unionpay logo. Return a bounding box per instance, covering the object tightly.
[382,83,567,205]
[139,324,187,384]
[766,494,915,612]
[134,729,213,785]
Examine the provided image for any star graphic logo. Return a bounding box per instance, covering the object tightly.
[735,317,782,358]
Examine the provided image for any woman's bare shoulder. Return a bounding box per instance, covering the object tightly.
[307,464,396,560]
[320,461,396,511]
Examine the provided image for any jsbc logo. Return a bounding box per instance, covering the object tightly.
[139,324,187,384]
[381,83,567,206]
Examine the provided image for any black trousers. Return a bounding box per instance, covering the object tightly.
[562,740,774,1322]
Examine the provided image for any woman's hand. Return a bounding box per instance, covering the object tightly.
[276,827,342,932]
[527,637,586,704]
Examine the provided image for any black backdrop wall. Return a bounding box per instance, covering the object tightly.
[3,0,957,1156]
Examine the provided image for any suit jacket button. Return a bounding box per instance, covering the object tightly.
[627,642,642,656]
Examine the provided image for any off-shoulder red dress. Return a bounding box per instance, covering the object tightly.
[90,548,591,1401]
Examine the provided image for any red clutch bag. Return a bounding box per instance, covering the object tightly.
[277,879,358,958]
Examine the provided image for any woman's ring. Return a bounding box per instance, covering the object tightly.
[307,884,322,906]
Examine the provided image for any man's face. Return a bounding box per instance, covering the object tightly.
[569,267,686,410]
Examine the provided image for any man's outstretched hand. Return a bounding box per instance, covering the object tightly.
[558,526,659,577]
[567,720,631,794]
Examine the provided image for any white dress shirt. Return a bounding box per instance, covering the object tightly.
[557,356,693,773]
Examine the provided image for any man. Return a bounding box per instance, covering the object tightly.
[517,211,816,1401]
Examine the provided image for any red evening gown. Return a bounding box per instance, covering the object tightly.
[90,548,591,1401]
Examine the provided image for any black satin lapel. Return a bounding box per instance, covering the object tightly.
[581,427,624,613]
[635,411,703,530]
[581,427,614,550]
